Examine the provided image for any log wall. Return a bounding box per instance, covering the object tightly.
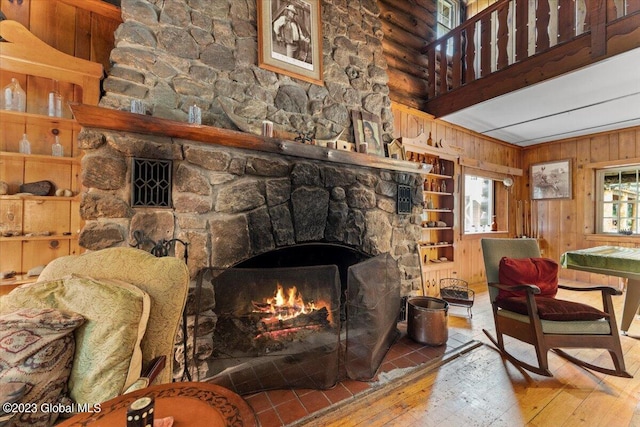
[380,0,437,110]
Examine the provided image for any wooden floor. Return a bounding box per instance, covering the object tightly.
[302,280,640,427]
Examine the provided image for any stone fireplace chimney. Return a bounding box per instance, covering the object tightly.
[99,0,394,144]
[75,0,428,381]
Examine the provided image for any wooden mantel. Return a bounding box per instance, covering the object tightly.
[70,103,432,175]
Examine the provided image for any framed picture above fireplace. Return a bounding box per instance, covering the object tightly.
[257,0,323,85]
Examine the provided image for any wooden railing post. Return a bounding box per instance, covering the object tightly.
[536,0,551,52]
[496,2,510,69]
[515,0,529,61]
[590,0,608,57]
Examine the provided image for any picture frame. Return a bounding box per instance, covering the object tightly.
[386,139,405,160]
[352,110,385,157]
[257,0,323,86]
[530,159,572,200]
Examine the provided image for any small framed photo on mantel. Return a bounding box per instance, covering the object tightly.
[530,159,572,200]
[352,110,385,157]
[257,0,323,86]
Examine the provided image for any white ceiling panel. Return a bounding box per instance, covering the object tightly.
[441,47,640,147]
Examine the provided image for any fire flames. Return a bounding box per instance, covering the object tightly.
[251,283,331,340]
[263,283,318,320]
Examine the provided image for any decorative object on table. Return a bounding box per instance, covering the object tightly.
[531,158,572,200]
[18,133,31,154]
[126,396,154,427]
[19,180,54,196]
[257,0,323,85]
[1,77,26,112]
[352,110,384,156]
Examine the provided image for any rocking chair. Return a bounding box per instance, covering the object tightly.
[480,238,631,378]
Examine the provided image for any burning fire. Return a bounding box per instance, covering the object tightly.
[264,283,317,320]
[251,282,332,341]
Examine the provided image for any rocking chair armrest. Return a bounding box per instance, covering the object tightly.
[557,284,623,296]
[488,282,541,294]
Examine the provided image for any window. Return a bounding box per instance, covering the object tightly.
[437,0,460,55]
[597,166,640,235]
[437,0,457,38]
[464,175,495,233]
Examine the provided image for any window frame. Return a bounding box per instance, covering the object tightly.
[596,165,640,235]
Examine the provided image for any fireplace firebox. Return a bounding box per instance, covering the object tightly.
[201,246,401,395]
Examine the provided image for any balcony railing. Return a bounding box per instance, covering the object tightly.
[421,0,640,117]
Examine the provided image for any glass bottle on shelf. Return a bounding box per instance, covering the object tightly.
[491,215,498,231]
[2,78,26,112]
[19,133,31,154]
[52,135,64,157]
[48,80,63,117]
[440,180,447,193]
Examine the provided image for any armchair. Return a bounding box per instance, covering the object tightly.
[480,238,631,378]
[0,248,189,426]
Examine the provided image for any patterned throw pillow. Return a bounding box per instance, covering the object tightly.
[0,275,151,406]
[0,308,84,427]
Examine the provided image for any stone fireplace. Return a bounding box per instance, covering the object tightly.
[74,0,428,386]
[75,120,425,383]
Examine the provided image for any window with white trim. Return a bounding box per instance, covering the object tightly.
[597,166,640,235]
[463,175,495,233]
[437,0,458,38]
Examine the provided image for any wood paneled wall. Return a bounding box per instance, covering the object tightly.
[392,102,522,284]
[0,0,121,73]
[522,126,640,286]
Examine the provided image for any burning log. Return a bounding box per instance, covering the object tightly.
[258,306,330,333]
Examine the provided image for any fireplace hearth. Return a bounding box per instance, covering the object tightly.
[200,248,401,395]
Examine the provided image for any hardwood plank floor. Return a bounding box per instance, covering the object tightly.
[301,280,640,427]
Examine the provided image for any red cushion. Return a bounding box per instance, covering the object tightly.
[495,296,608,321]
[498,257,559,299]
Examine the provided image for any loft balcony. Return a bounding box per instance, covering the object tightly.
[420,0,640,146]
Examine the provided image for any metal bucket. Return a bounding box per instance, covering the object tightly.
[407,296,449,346]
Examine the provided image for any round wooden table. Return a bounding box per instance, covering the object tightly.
[56,382,258,427]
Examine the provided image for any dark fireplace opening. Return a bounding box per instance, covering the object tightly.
[203,245,401,395]
[235,243,371,321]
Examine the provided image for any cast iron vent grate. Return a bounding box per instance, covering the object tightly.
[131,158,172,207]
[397,184,412,214]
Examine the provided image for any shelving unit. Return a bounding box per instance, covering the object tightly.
[0,20,103,293]
[419,156,456,282]
[400,132,461,295]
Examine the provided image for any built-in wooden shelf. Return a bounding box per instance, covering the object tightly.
[69,103,434,175]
